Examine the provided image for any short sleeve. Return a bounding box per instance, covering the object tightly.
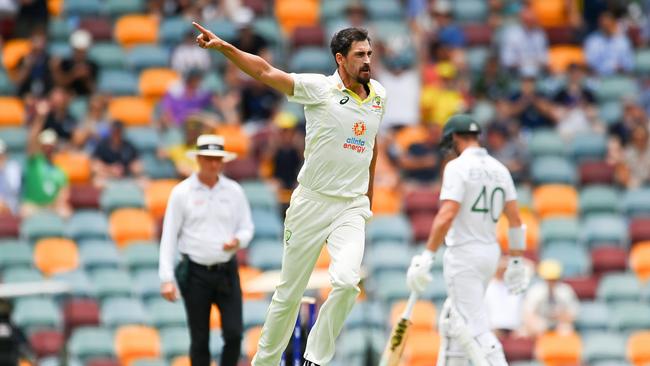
[440,162,464,202]
[287,73,330,105]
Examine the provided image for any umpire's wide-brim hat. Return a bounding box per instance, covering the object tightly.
[186,134,237,162]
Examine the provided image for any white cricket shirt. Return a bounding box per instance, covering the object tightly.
[158,173,254,282]
[440,147,517,247]
[288,70,387,198]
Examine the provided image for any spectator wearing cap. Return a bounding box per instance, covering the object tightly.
[171,29,212,75]
[159,134,253,366]
[161,69,214,127]
[584,10,634,76]
[0,138,21,215]
[485,122,527,183]
[21,101,71,218]
[52,29,98,96]
[500,6,548,76]
[521,260,579,337]
[91,121,144,188]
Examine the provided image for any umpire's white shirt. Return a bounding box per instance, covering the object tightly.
[440,147,517,247]
[159,173,254,282]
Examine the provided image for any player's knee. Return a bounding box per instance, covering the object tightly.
[331,269,361,291]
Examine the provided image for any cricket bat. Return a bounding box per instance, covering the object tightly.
[379,291,418,366]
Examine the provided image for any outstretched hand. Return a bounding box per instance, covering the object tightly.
[192,22,225,50]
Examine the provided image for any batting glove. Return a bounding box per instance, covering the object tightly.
[406,250,435,294]
[504,256,530,295]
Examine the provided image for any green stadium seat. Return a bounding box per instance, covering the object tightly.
[570,132,607,163]
[89,43,127,70]
[365,0,402,20]
[345,301,386,330]
[100,181,145,212]
[68,326,115,361]
[609,302,650,332]
[597,273,641,304]
[540,217,579,245]
[209,329,224,358]
[452,0,488,22]
[2,267,43,283]
[595,76,639,102]
[371,20,409,44]
[531,157,576,185]
[98,70,138,95]
[0,69,15,95]
[204,19,238,43]
[582,331,627,364]
[127,45,170,72]
[622,187,650,218]
[289,47,333,74]
[471,100,496,125]
[20,211,66,243]
[541,242,590,277]
[635,48,650,74]
[465,46,490,73]
[67,210,110,242]
[253,18,284,46]
[48,18,72,42]
[248,239,283,271]
[160,326,189,360]
[79,242,121,272]
[528,129,566,158]
[105,0,145,17]
[64,0,102,16]
[49,42,72,58]
[366,243,411,276]
[599,101,623,126]
[160,17,192,45]
[123,242,159,272]
[12,297,61,332]
[576,301,609,331]
[373,270,409,305]
[367,215,413,244]
[580,186,620,216]
[68,97,89,121]
[251,210,283,240]
[39,356,83,366]
[591,362,632,366]
[337,327,386,358]
[126,127,160,154]
[101,297,150,328]
[241,181,278,212]
[142,154,178,180]
[509,362,543,366]
[132,359,168,366]
[320,0,348,22]
[200,72,226,94]
[91,268,134,300]
[0,240,32,270]
[134,269,160,301]
[147,298,187,329]
[243,300,271,330]
[51,269,96,298]
[581,214,628,248]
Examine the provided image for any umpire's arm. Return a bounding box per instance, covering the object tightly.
[159,187,184,301]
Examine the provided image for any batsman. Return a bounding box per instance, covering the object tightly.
[406,115,530,366]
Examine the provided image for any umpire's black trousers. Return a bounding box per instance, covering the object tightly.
[177,255,243,366]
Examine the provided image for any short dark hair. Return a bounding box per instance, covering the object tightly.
[330,27,371,65]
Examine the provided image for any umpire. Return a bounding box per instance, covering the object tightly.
[159,134,254,366]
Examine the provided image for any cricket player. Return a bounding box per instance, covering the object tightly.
[192,23,385,366]
[405,115,530,366]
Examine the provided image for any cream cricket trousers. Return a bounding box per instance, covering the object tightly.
[252,185,372,366]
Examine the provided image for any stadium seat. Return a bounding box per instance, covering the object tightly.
[105,0,145,17]
[12,297,62,332]
[370,20,410,45]
[241,181,279,212]
[131,359,168,366]
[541,241,590,277]
[20,210,66,243]
[570,132,607,163]
[223,156,259,181]
[345,301,385,330]
[142,155,178,180]
[159,326,189,360]
[564,275,598,300]
[70,184,102,210]
[0,127,27,153]
[107,97,153,126]
[610,302,650,332]
[115,325,161,366]
[0,240,32,270]
[531,157,577,185]
[630,242,650,282]
[68,326,115,361]
[452,0,488,22]
[123,242,159,272]
[248,239,283,271]
[67,210,110,242]
[289,47,333,74]
[2,39,31,70]
[243,299,271,330]
[134,269,160,301]
[576,301,609,331]
[0,213,19,238]
[63,298,101,336]
[591,246,628,276]
[366,0,403,20]
[29,329,64,358]
[599,101,624,126]
[98,70,138,95]
[583,331,627,364]
[290,25,325,49]
[411,211,435,242]
[100,181,145,212]
[531,0,570,27]
[2,267,43,283]
[160,16,192,45]
[89,43,127,70]
[79,241,121,272]
[144,179,178,220]
[529,129,566,158]
[125,127,159,155]
[275,0,319,36]
[534,331,582,366]
[214,123,250,157]
[49,41,72,58]
[63,0,101,15]
[635,48,650,75]
[540,217,579,245]
[52,269,96,298]
[403,187,439,216]
[595,76,639,103]
[251,210,283,240]
[580,186,620,216]
[367,243,412,276]
[548,46,586,74]
[367,214,413,244]
[147,298,187,329]
[463,24,493,46]
[0,97,25,126]
[127,45,170,72]
[580,161,616,185]
[374,270,410,304]
[371,186,402,215]
[533,185,578,219]
[79,17,114,41]
[627,331,650,366]
[253,17,284,47]
[389,300,436,332]
[598,272,641,304]
[501,335,535,362]
[48,18,71,41]
[101,297,150,328]
[199,72,226,94]
[114,15,159,48]
[622,188,650,218]
[91,268,133,300]
[139,68,179,101]
[34,238,79,276]
[53,151,91,184]
[581,214,628,248]
[403,329,440,365]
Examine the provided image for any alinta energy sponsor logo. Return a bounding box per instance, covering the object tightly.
[353,121,366,136]
[344,121,367,153]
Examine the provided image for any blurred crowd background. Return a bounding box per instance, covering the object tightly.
[1,0,650,366]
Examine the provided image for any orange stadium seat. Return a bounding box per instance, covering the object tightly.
[245,326,263,361]
[47,0,62,16]
[2,39,31,70]
[215,124,251,157]
[210,305,221,329]
[530,0,569,28]
[114,15,159,48]
[533,184,578,219]
[630,242,650,282]
[53,151,92,184]
[139,68,179,102]
[627,331,650,366]
[239,266,264,300]
[34,238,79,276]
[372,186,402,215]
[275,0,319,36]
[171,356,217,366]
[108,97,154,126]
[535,331,582,366]
[114,325,161,366]
[0,97,26,126]
[315,246,331,269]
[145,179,179,220]
[497,210,540,253]
[403,329,440,365]
[548,46,586,74]
[395,125,428,152]
[390,300,437,332]
[109,208,156,248]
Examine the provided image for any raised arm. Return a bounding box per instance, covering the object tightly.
[193,22,294,96]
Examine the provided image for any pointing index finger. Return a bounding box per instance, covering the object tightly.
[192,22,209,34]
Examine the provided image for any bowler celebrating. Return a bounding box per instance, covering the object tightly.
[405,115,529,366]
[192,23,385,366]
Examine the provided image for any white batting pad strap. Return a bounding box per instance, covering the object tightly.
[508,225,526,251]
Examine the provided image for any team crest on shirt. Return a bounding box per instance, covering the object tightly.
[371,96,383,115]
[353,121,367,136]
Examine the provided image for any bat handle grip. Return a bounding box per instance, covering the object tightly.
[402,291,418,319]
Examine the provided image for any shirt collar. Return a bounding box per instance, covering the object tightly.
[461,146,487,156]
[331,70,376,104]
[190,173,223,191]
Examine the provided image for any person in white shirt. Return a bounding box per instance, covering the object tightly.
[500,7,548,76]
[192,23,385,366]
[485,256,524,338]
[405,114,530,366]
[159,134,254,366]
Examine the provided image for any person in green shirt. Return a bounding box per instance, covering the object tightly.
[21,100,71,218]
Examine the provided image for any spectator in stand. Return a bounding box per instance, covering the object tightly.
[232,7,270,58]
[21,101,71,218]
[171,29,212,75]
[500,6,548,76]
[0,139,21,216]
[73,94,112,152]
[429,0,466,49]
[14,0,48,38]
[485,256,524,338]
[609,96,647,146]
[552,63,601,139]
[15,28,54,98]
[485,122,527,183]
[420,62,466,126]
[42,86,79,144]
[584,10,634,76]
[615,124,650,189]
[389,124,441,185]
[91,121,144,188]
[52,29,98,97]
[522,260,579,337]
[161,68,214,127]
[264,112,303,192]
[473,55,510,101]
[162,117,210,178]
[239,78,280,125]
[509,72,555,131]
[377,51,421,132]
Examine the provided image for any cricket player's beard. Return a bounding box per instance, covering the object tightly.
[356,66,371,84]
